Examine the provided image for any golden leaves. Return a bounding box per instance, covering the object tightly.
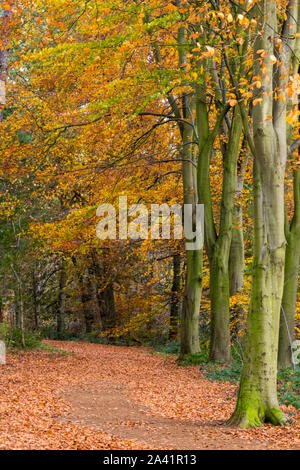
[228,99,237,107]
[1,2,11,10]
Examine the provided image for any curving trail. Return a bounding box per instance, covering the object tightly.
[0,340,299,450]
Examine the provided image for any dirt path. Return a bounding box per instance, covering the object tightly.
[61,381,273,449]
[54,341,299,450]
[0,340,299,450]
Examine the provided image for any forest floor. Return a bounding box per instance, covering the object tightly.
[0,340,299,450]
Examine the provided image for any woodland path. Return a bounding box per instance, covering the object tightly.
[0,340,299,450]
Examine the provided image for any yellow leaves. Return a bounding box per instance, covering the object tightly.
[253,98,263,106]
[286,112,296,126]
[256,49,267,58]
[287,73,300,99]
[237,14,249,28]
[190,32,200,40]
[228,99,237,107]
[193,45,215,60]
[261,65,268,75]
[277,93,286,103]
[165,2,178,13]
[1,2,11,10]
[227,13,233,23]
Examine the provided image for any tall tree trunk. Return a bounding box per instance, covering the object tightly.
[81,279,94,334]
[12,271,25,348]
[230,0,297,426]
[180,249,202,355]
[169,253,181,340]
[91,253,117,331]
[278,169,300,368]
[147,6,203,356]
[278,47,300,368]
[178,20,202,357]
[97,281,116,330]
[229,163,288,427]
[14,295,19,328]
[57,261,67,334]
[229,157,247,339]
[19,290,25,348]
[32,265,40,330]
[0,297,3,323]
[179,115,202,356]
[229,178,244,296]
[196,63,233,362]
[80,266,102,334]
[229,231,244,297]
[209,108,242,362]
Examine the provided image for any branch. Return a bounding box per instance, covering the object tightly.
[289,137,300,155]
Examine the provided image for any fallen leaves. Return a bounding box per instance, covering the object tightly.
[0,341,298,450]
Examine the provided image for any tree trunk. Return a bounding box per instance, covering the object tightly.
[229,161,288,427]
[230,0,297,427]
[169,253,181,340]
[91,253,117,331]
[149,8,203,356]
[179,98,202,356]
[209,108,242,362]
[229,173,246,340]
[229,201,244,296]
[32,265,40,330]
[19,291,25,348]
[177,20,202,357]
[209,255,231,362]
[0,298,3,323]
[80,267,102,334]
[278,169,300,368]
[14,296,19,328]
[57,261,67,334]
[180,249,202,355]
[98,282,116,330]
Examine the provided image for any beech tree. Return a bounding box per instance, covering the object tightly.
[229,0,299,427]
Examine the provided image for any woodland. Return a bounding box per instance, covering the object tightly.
[0,0,299,450]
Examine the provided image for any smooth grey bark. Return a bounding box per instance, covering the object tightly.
[230,0,297,427]
[278,169,300,368]
[278,48,300,368]
[229,163,246,296]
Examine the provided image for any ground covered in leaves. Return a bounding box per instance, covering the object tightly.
[0,340,299,450]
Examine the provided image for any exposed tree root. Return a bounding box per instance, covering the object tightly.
[228,405,290,429]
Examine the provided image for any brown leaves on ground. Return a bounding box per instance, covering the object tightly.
[0,341,299,450]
